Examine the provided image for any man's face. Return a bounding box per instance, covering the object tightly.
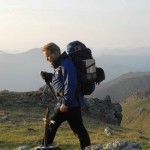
[44,50,59,63]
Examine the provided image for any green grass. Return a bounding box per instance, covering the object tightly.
[0,91,150,150]
[121,97,150,132]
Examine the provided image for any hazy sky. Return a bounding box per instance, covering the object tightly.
[0,0,150,55]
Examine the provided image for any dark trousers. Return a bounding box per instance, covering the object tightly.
[43,107,91,149]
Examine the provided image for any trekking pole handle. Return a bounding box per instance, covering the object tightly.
[40,71,59,102]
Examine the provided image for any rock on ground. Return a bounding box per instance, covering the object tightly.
[39,86,122,125]
[31,145,61,150]
[14,145,61,150]
[38,85,56,106]
[85,140,142,150]
[13,145,28,150]
[0,115,8,121]
[104,127,113,136]
[84,95,122,125]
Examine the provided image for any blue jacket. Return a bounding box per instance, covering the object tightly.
[50,52,84,108]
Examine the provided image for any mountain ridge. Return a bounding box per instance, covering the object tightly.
[1,47,150,91]
[0,50,6,54]
[90,71,150,102]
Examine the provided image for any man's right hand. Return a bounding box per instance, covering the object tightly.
[40,71,48,80]
[40,71,53,84]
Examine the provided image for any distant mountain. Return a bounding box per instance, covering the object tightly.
[90,71,150,102]
[0,47,150,91]
[131,47,150,55]
[95,54,150,81]
[0,50,6,54]
[101,46,150,56]
[97,47,150,81]
[0,48,52,91]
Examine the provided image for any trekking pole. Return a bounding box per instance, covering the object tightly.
[37,106,60,150]
[43,107,50,147]
[46,83,59,102]
[37,72,61,149]
[40,71,59,102]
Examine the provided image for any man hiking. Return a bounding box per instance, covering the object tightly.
[41,42,91,149]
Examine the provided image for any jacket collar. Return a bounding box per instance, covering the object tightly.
[52,51,69,69]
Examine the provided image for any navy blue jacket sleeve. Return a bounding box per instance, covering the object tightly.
[61,59,77,107]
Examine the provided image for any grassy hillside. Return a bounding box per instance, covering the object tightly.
[0,91,150,150]
[91,71,150,103]
[121,97,150,132]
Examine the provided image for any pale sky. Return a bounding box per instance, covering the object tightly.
[0,0,150,55]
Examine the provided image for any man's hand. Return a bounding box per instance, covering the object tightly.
[40,71,48,80]
[60,104,68,112]
[40,71,53,84]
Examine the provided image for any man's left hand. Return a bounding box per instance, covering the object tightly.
[60,104,68,112]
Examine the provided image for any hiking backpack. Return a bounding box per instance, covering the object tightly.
[67,41,105,95]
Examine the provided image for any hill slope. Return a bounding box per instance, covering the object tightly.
[121,88,150,132]
[91,71,150,102]
[0,90,150,150]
